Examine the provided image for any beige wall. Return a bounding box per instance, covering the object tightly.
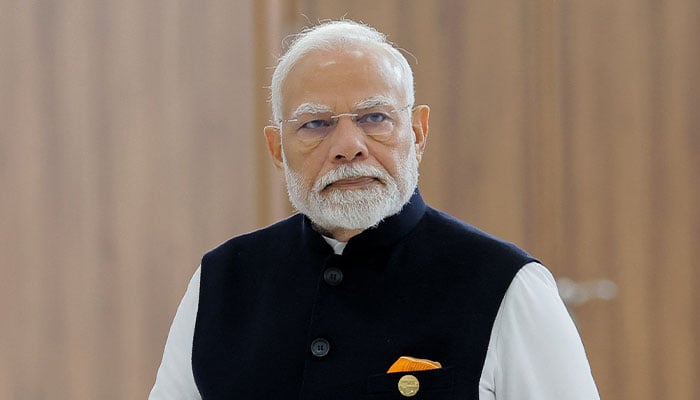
[1,1,698,399]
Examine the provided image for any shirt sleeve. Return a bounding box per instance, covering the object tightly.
[479,262,600,400]
[149,267,202,400]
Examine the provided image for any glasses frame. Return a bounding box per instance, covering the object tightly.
[275,104,412,132]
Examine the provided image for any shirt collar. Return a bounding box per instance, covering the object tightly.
[323,236,347,255]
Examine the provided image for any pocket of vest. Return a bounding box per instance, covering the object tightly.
[364,367,455,399]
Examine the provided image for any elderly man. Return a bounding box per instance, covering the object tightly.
[150,20,599,399]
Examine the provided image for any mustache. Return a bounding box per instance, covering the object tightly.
[313,164,388,191]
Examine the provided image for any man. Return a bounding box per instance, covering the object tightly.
[150,19,599,399]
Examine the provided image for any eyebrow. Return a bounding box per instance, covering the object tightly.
[288,96,397,120]
[354,96,396,110]
[290,103,333,119]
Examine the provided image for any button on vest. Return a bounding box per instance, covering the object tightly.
[310,338,330,357]
[323,267,343,286]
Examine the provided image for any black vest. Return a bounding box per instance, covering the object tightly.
[193,192,535,399]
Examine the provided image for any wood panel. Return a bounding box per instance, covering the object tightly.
[1,1,262,398]
[1,1,697,399]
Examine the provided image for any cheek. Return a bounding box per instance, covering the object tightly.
[282,142,326,183]
[381,140,414,175]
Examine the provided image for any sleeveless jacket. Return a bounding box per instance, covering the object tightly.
[193,191,535,399]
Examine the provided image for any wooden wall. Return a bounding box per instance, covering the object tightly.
[1,1,697,399]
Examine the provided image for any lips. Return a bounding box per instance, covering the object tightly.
[326,176,380,190]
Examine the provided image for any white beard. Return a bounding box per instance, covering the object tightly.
[283,146,419,232]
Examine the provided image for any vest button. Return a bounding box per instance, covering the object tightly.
[323,267,343,286]
[310,338,330,357]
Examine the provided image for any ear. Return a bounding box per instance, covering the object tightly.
[263,125,284,169]
[411,105,430,163]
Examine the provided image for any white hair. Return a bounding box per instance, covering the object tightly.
[270,19,415,124]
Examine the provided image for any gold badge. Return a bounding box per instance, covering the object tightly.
[397,374,420,397]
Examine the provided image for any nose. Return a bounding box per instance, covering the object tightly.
[328,116,369,162]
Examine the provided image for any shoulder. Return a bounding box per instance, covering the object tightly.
[417,206,535,265]
[202,213,303,264]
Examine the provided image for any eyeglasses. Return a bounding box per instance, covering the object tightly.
[277,105,411,143]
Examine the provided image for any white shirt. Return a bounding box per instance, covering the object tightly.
[150,241,599,399]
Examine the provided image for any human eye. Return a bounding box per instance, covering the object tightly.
[292,114,333,141]
[357,112,389,124]
[298,116,331,130]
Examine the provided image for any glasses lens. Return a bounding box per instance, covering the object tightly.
[355,110,396,136]
[287,113,333,141]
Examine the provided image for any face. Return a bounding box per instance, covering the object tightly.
[265,47,429,240]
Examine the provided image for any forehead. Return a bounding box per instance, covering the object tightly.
[281,47,407,116]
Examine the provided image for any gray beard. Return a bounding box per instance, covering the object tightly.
[283,150,419,232]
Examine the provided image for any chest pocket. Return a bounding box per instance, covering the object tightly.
[364,367,466,399]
